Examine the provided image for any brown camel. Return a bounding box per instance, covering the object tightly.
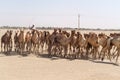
[110,36,120,63]
[14,30,19,52]
[68,30,77,57]
[85,32,99,59]
[25,31,32,52]
[1,30,13,54]
[40,31,50,53]
[17,29,25,55]
[31,29,39,55]
[98,33,112,61]
[99,33,120,63]
[75,32,87,58]
[47,29,59,57]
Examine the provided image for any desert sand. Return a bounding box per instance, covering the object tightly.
[0,29,120,80]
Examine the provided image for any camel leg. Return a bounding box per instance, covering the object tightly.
[81,48,85,59]
[112,46,117,57]
[29,43,32,54]
[77,47,81,58]
[41,42,44,53]
[92,48,95,59]
[6,44,9,54]
[4,44,6,52]
[22,42,25,55]
[100,47,106,61]
[48,44,52,57]
[7,43,9,52]
[101,47,108,61]
[75,46,80,59]
[116,49,120,63]
[112,48,118,59]
[35,44,37,55]
[69,45,72,57]
[93,47,98,60]
[73,47,76,59]
[54,46,57,56]
[85,50,88,59]
[101,47,106,61]
[19,43,23,55]
[107,49,111,61]
[25,43,28,53]
[57,46,62,57]
[99,47,103,60]
[33,44,36,55]
[101,52,105,61]
[10,41,12,51]
[37,43,40,53]
[1,43,3,52]
[64,46,68,58]
[20,44,22,55]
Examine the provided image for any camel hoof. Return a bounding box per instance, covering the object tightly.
[101,57,104,61]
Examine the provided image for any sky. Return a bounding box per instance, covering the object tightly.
[0,0,120,29]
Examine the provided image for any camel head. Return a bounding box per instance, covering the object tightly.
[58,28,62,33]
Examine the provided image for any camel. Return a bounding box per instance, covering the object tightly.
[68,30,77,58]
[48,29,81,58]
[14,30,20,52]
[49,32,71,57]
[47,29,59,57]
[25,31,32,53]
[8,30,13,52]
[110,36,120,62]
[62,30,70,37]
[84,32,99,59]
[75,32,87,58]
[17,29,25,55]
[1,30,13,54]
[40,31,50,53]
[31,29,39,55]
[99,33,120,63]
[84,33,93,57]
[98,33,112,61]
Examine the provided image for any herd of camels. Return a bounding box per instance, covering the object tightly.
[1,28,120,63]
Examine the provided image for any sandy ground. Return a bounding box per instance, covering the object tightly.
[0,54,120,80]
[0,29,120,80]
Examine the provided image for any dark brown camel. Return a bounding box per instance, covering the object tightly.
[1,30,13,54]
[14,31,19,52]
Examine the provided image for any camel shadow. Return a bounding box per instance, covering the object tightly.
[37,53,89,61]
[0,51,18,56]
[89,60,119,66]
[0,51,29,57]
[37,54,60,60]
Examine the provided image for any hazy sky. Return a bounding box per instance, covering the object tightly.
[0,0,120,29]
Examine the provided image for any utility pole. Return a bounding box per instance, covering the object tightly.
[78,14,80,30]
